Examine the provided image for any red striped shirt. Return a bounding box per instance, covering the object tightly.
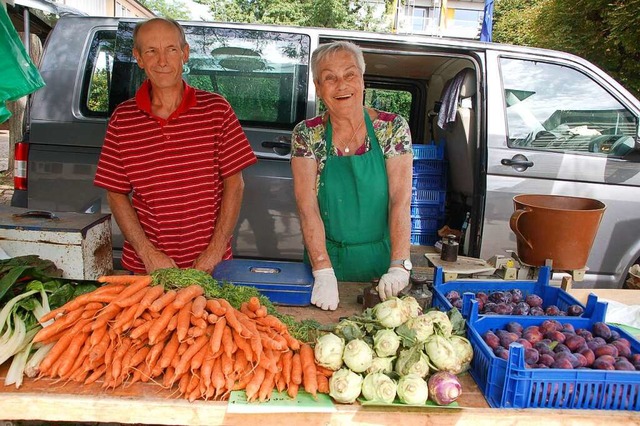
[94,80,257,273]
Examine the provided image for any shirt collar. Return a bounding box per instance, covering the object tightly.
[135,79,197,123]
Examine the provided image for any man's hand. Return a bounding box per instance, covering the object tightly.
[192,247,224,274]
[377,267,410,301]
[311,268,339,311]
[140,247,177,273]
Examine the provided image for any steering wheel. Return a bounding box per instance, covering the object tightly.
[609,136,634,156]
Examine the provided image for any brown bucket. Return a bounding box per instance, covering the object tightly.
[510,194,606,270]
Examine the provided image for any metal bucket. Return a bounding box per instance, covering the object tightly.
[510,194,606,270]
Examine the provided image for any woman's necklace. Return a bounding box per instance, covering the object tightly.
[338,118,365,154]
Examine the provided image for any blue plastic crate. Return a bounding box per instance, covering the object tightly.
[432,266,598,319]
[411,216,441,232]
[413,159,445,175]
[412,174,446,190]
[413,143,445,161]
[410,231,439,246]
[466,300,640,410]
[411,189,446,206]
[411,203,445,217]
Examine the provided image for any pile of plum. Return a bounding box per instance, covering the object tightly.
[482,319,640,370]
[444,289,584,316]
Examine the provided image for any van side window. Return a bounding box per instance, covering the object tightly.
[112,23,310,129]
[81,30,116,117]
[365,88,412,123]
[501,58,637,157]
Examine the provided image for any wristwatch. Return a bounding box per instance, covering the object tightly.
[391,258,413,271]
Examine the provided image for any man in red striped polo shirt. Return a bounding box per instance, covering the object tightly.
[94,18,257,274]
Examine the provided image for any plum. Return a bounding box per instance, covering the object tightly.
[544,330,566,344]
[495,303,514,315]
[524,348,540,365]
[541,319,563,333]
[561,323,575,332]
[483,302,497,313]
[511,289,523,303]
[525,294,543,308]
[576,328,593,341]
[628,354,640,364]
[594,344,619,358]
[551,358,574,369]
[516,338,533,349]
[564,334,586,352]
[587,337,607,351]
[451,298,463,309]
[592,357,615,370]
[489,291,506,304]
[554,351,580,368]
[567,304,584,316]
[611,340,631,358]
[579,348,595,366]
[529,307,545,316]
[545,305,561,316]
[445,290,461,301]
[475,298,485,311]
[476,292,489,304]
[500,332,519,349]
[573,352,589,368]
[494,346,509,360]
[592,322,612,340]
[512,302,530,316]
[614,338,631,348]
[483,330,500,349]
[553,343,572,354]
[608,330,621,342]
[506,321,524,334]
[615,358,635,371]
[523,328,544,344]
[539,353,555,367]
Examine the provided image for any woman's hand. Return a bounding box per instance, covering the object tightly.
[377,267,410,300]
[311,268,339,310]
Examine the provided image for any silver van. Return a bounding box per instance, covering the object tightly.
[13,16,640,288]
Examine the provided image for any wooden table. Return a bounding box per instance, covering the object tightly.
[2,280,640,425]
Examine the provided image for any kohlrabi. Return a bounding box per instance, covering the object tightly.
[342,338,374,373]
[314,332,345,371]
[373,329,400,357]
[373,298,405,328]
[329,368,363,403]
[397,373,429,405]
[361,372,397,403]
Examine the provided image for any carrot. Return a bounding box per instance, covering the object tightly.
[172,285,204,310]
[112,304,138,333]
[315,365,335,378]
[211,356,226,399]
[62,337,91,379]
[149,289,177,313]
[120,343,140,378]
[33,308,84,343]
[188,378,202,402]
[82,302,105,312]
[90,303,122,331]
[167,312,179,332]
[232,330,253,363]
[129,319,154,340]
[249,334,263,364]
[257,349,280,374]
[233,350,249,375]
[192,296,207,318]
[282,333,301,351]
[191,316,207,329]
[148,304,178,344]
[220,351,233,377]
[159,333,180,369]
[255,306,268,318]
[222,325,234,359]
[110,337,132,381]
[291,353,302,385]
[287,382,299,399]
[38,331,75,374]
[218,299,248,337]
[89,324,108,348]
[207,313,219,324]
[189,326,205,338]
[84,365,107,385]
[275,370,286,393]
[245,366,266,402]
[282,351,293,385]
[173,330,211,380]
[240,303,256,319]
[258,371,276,402]
[300,344,318,398]
[37,306,66,324]
[200,347,216,390]
[162,366,176,388]
[232,365,254,391]
[190,344,208,371]
[176,301,192,342]
[178,373,191,396]
[129,345,151,371]
[247,296,261,312]
[53,292,118,314]
[114,276,152,307]
[145,338,166,372]
[209,317,227,354]
[256,315,287,334]
[133,285,165,320]
[261,335,285,352]
[206,299,226,316]
[316,373,330,394]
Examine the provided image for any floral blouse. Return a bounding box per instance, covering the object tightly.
[291,109,413,188]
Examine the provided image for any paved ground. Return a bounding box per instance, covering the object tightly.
[0,130,13,205]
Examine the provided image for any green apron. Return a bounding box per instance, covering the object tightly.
[311,110,391,282]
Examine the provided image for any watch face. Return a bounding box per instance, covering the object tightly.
[403,259,413,270]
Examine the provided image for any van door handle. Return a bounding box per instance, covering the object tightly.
[262,141,290,149]
[501,154,534,171]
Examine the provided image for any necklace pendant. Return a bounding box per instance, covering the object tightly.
[344,147,350,153]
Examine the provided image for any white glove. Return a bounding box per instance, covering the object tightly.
[378,267,411,301]
[311,268,339,311]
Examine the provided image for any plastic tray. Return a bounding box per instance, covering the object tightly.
[413,159,446,175]
[410,231,439,246]
[411,216,441,233]
[411,189,447,206]
[432,266,596,319]
[466,300,640,410]
[411,204,445,217]
[412,174,446,190]
[413,143,445,161]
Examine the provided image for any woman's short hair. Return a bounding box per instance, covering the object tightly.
[311,41,366,82]
[133,18,187,51]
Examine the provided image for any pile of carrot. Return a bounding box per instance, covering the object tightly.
[32,274,332,402]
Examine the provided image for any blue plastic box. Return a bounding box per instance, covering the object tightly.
[212,259,313,306]
[412,143,445,161]
[432,266,597,319]
[466,300,640,410]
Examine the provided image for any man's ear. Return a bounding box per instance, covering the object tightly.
[182,44,190,63]
[133,49,144,69]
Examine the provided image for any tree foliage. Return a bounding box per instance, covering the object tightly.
[494,0,640,99]
[140,0,192,20]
